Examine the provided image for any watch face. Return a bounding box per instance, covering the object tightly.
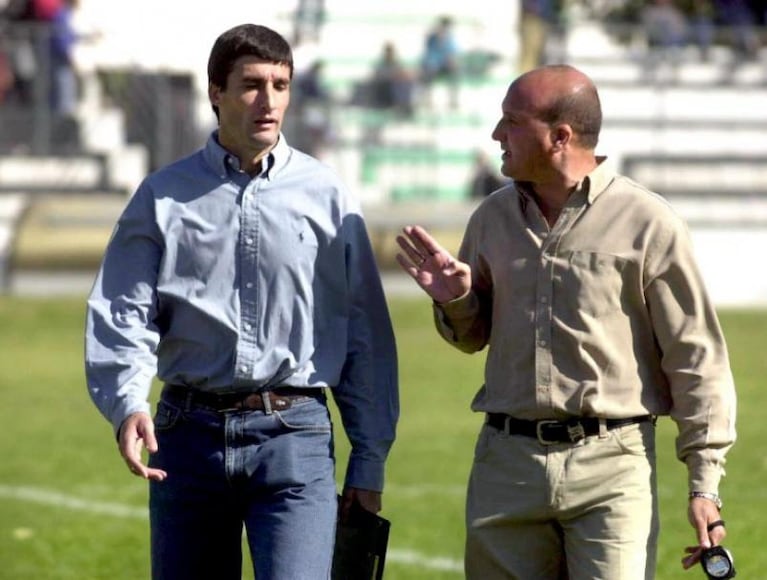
[704,554,731,578]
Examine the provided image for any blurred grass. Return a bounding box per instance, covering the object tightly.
[0,296,764,579]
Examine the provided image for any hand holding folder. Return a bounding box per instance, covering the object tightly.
[332,498,391,580]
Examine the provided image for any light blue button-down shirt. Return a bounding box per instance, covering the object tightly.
[85,133,399,490]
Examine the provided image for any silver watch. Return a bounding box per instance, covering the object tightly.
[689,491,723,510]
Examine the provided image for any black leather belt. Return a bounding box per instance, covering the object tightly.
[163,384,323,412]
[486,413,653,444]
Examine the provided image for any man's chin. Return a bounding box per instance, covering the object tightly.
[249,133,279,150]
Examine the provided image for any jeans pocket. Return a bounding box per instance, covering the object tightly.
[153,399,183,432]
[274,400,332,432]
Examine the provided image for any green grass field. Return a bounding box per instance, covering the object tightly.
[0,296,764,579]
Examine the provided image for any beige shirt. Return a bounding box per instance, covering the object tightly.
[435,159,736,493]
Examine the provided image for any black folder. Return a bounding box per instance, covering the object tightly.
[331,499,391,580]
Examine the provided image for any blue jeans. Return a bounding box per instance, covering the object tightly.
[148,390,337,580]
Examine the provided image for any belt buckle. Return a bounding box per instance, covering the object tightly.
[566,421,586,443]
[535,420,561,445]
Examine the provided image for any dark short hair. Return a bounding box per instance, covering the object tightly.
[207,24,293,117]
[538,83,602,149]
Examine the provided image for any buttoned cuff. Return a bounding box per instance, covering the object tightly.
[686,455,725,495]
[435,290,478,317]
[344,456,385,493]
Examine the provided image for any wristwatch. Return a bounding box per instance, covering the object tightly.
[689,491,723,510]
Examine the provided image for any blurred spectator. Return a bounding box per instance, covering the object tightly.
[290,60,334,158]
[369,42,416,116]
[294,59,329,102]
[712,0,761,62]
[642,0,688,52]
[518,0,563,73]
[30,0,61,20]
[420,15,459,109]
[641,0,688,82]
[293,0,326,45]
[685,0,716,60]
[1,0,54,105]
[0,43,13,103]
[468,150,508,199]
[48,0,79,116]
[48,0,95,150]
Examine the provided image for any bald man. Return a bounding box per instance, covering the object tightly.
[396,65,736,579]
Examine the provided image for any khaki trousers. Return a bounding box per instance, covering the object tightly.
[465,420,658,579]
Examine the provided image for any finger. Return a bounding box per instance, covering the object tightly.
[144,467,168,481]
[395,253,421,279]
[707,520,727,546]
[338,489,354,522]
[355,489,382,513]
[127,461,167,481]
[395,234,426,267]
[689,499,718,548]
[707,519,725,533]
[119,428,141,465]
[141,421,159,454]
[403,225,444,259]
[681,546,703,569]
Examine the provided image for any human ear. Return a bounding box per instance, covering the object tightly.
[208,83,221,106]
[551,125,572,149]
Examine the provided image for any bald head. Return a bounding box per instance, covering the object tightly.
[510,65,602,149]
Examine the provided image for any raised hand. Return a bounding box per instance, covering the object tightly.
[395,225,471,304]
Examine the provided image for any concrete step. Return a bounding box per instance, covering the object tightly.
[12,194,126,271]
[623,155,767,196]
[0,154,118,194]
[0,193,31,290]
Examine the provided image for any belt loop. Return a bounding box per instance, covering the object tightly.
[183,389,193,413]
[598,418,608,438]
[261,391,273,415]
[503,415,511,436]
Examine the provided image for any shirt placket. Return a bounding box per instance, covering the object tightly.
[234,178,262,385]
[533,202,584,409]
[535,229,555,408]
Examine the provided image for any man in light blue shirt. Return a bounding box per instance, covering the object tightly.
[85,23,398,580]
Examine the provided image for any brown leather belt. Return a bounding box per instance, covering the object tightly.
[163,384,323,412]
[486,413,653,444]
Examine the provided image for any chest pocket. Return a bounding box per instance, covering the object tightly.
[561,251,626,318]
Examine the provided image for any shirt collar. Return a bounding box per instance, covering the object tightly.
[515,155,614,207]
[203,131,290,180]
[582,156,614,204]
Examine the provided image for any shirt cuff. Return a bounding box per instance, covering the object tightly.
[686,455,725,495]
[434,290,479,319]
[344,456,385,492]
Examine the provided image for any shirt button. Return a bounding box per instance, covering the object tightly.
[240,365,248,373]
[243,322,252,331]
[245,282,254,289]
[540,296,548,304]
[538,340,547,347]
[245,237,254,245]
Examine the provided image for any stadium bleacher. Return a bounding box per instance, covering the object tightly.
[1,1,766,304]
